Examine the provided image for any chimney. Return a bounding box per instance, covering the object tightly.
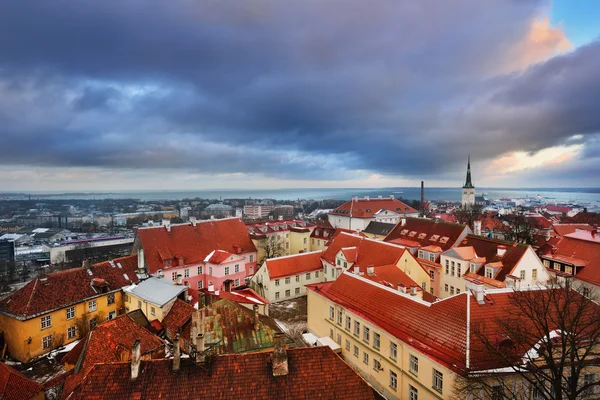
[351,195,358,201]
[545,229,551,241]
[137,248,145,273]
[176,274,183,285]
[398,284,407,294]
[131,340,141,380]
[353,266,359,274]
[189,217,197,227]
[163,219,171,232]
[466,279,485,304]
[253,304,260,330]
[410,285,418,296]
[378,195,383,199]
[497,245,507,257]
[367,265,375,275]
[390,194,395,199]
[82,259,91,269]
[278,215,283,221]
[364,195,369,200]
[473,220,482,236]
[272,333,288,376]
[195,333,205,363]
[172,333,181,372]
[401,218,406,226]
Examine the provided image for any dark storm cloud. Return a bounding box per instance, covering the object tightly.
[0,0,597,182]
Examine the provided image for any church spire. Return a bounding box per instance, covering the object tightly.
[463,155,474,189]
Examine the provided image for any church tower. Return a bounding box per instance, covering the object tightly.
[461,156,475,208]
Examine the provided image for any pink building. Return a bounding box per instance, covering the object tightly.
[133,218,257,291]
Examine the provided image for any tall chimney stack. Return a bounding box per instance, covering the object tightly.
[272,333,288,376]
[420,181,425,217]
[172,333,181,372]
[195,333,205,364]
[131,340,141,380]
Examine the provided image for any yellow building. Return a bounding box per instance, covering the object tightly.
[123,276,188,322]
[247,220,316,264]
[0,255,139,363]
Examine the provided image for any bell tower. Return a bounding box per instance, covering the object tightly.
[461,156,475,208]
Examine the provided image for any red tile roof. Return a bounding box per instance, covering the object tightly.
[62,346,376,400]
[355,264,420,291]
[246,220,315,238]
[137,218,256,273]
[384,218,468,251]
[0,362,44,400]
[330,197,417,218]
[553,224,595,237]
[204,250,238,264]
[546,205,572,214]
[65,313,164,375]
[161,299,196,340]
[540,234,600,286]
[457,235,529,282]
[322,232,406,267]
[264,251,324,279]
[0,255,140,319]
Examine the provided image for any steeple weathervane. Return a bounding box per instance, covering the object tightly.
[463,155,474,189]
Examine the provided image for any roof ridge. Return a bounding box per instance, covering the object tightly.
[24,278,39,315]
[266,250,323,262]
[342,271,432,307]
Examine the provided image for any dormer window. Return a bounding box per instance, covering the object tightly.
[485,267,494,279]
[418,251,424,259]
[400,229,409,235]
[418,233,426,239]
[430,235,439,242]
[408,231,417,237]
[163,259,171,266]
[439,237,449,244]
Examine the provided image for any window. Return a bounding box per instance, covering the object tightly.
[336,333,341,344]
[456,288,460,294]
[444,284,449,292]
[565,266,573,274]
[198,266,203,275]
[343,261,347,269]
[337,259,341,266]
[249,266,254,275]
[315,271,319,278]
[90,317,98,330]
[184,269,189,278]
[450,286,455,295]
[303,238,307,244]
[337,310,343,325]
[312,238,315,245]
[418,250,424,259]
[285,277,290,284]
[317,240,321,246]
[107,293,115,305]
[389,370,398,390]
[137,300,142,308]
[345,316,351,331]
[429,270,435,280]
[172,272,177,281]
[295,287,300,295]
[353,345,359,357]
[41,315,52,330]
[235,278,241,286]
[390,342,397,360]
[88,300,97,312]
[234,264,240,273]
[329,328,333,339]
[67,326,77,340]
[209,267,213,275]
[409,354,419,375]
[107,310,116,320]
[363,326,370,343]
[331,268,335,278]
[543,259,550,268]
[224,266,230,275]
[432,369,443,393]
[66,307,75,320]
[42,335,53,349]
[275,292,280,299]
[354,321,360,336]
[451,265,455,276]
[306,273,311,280]
[553,262,561,271]
[295,275,300,282]
[329,306,335,320]
[409,385,418,400]
[486,267,494,279]
[373,359,381,371]
[275,279,280,286]
[197,281,203,289]
[520,270,526,280]
[583,287,591,298]
[373,332,380,349]
[249,255,254,262]
[445,259,449,274]
[285,289,290,297]
[151,307,156,316]
[532,269,538,280]
[363,352,369,364]
[345,340,350,350]
[421,282,427,291]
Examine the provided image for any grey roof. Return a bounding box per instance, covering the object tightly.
[124,277,187,307]
[363,221,396,236]
[205,203,234,211]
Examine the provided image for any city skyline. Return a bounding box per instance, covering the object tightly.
[0,0,599,191]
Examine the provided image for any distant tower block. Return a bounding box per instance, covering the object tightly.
[461,156,475,208]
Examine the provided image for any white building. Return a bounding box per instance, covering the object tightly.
[461,156,475,208]
[328,196,418,231]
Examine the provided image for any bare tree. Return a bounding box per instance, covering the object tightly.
[454,205,483,229]
[457,280,600,400]
[499,208,540,245]
[75,310,106,338]
[258,235,286,263]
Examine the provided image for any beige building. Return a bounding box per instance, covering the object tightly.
[123,277,188,322]
[247,219,315,264]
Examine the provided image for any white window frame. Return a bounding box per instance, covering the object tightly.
[409,354,419,375]
[41,315,52,330]
[66,307,76,320]
[88,299,97,312]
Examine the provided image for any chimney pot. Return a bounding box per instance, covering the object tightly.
[401,218,406,226]
[172,333,181,372]
[176,274,183,285]
[410,285,418,296]
[367,266,375,275]
[131,340,141,380]
[398,284,407,294]
[353,266,359,274]
[272,333,288,376]
[196,333,205,364]
[189,217,197,227]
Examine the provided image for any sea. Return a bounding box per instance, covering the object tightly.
[2,187,600,206]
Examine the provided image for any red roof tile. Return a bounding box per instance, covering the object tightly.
[553,224,595,237]
[322,233,406,267]
[0,362,44,400]
[264,251,324,279]
[161,299,196,340]
[330,197,417,218]
[62,347,376,400]
[541,234,600,286]
[355,264,420,290]
[137,218,256,274]
[0,255,140,319]
[204,250,238,264]
[384,218,468,251]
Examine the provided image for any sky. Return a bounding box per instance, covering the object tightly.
[0,0,599,191]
